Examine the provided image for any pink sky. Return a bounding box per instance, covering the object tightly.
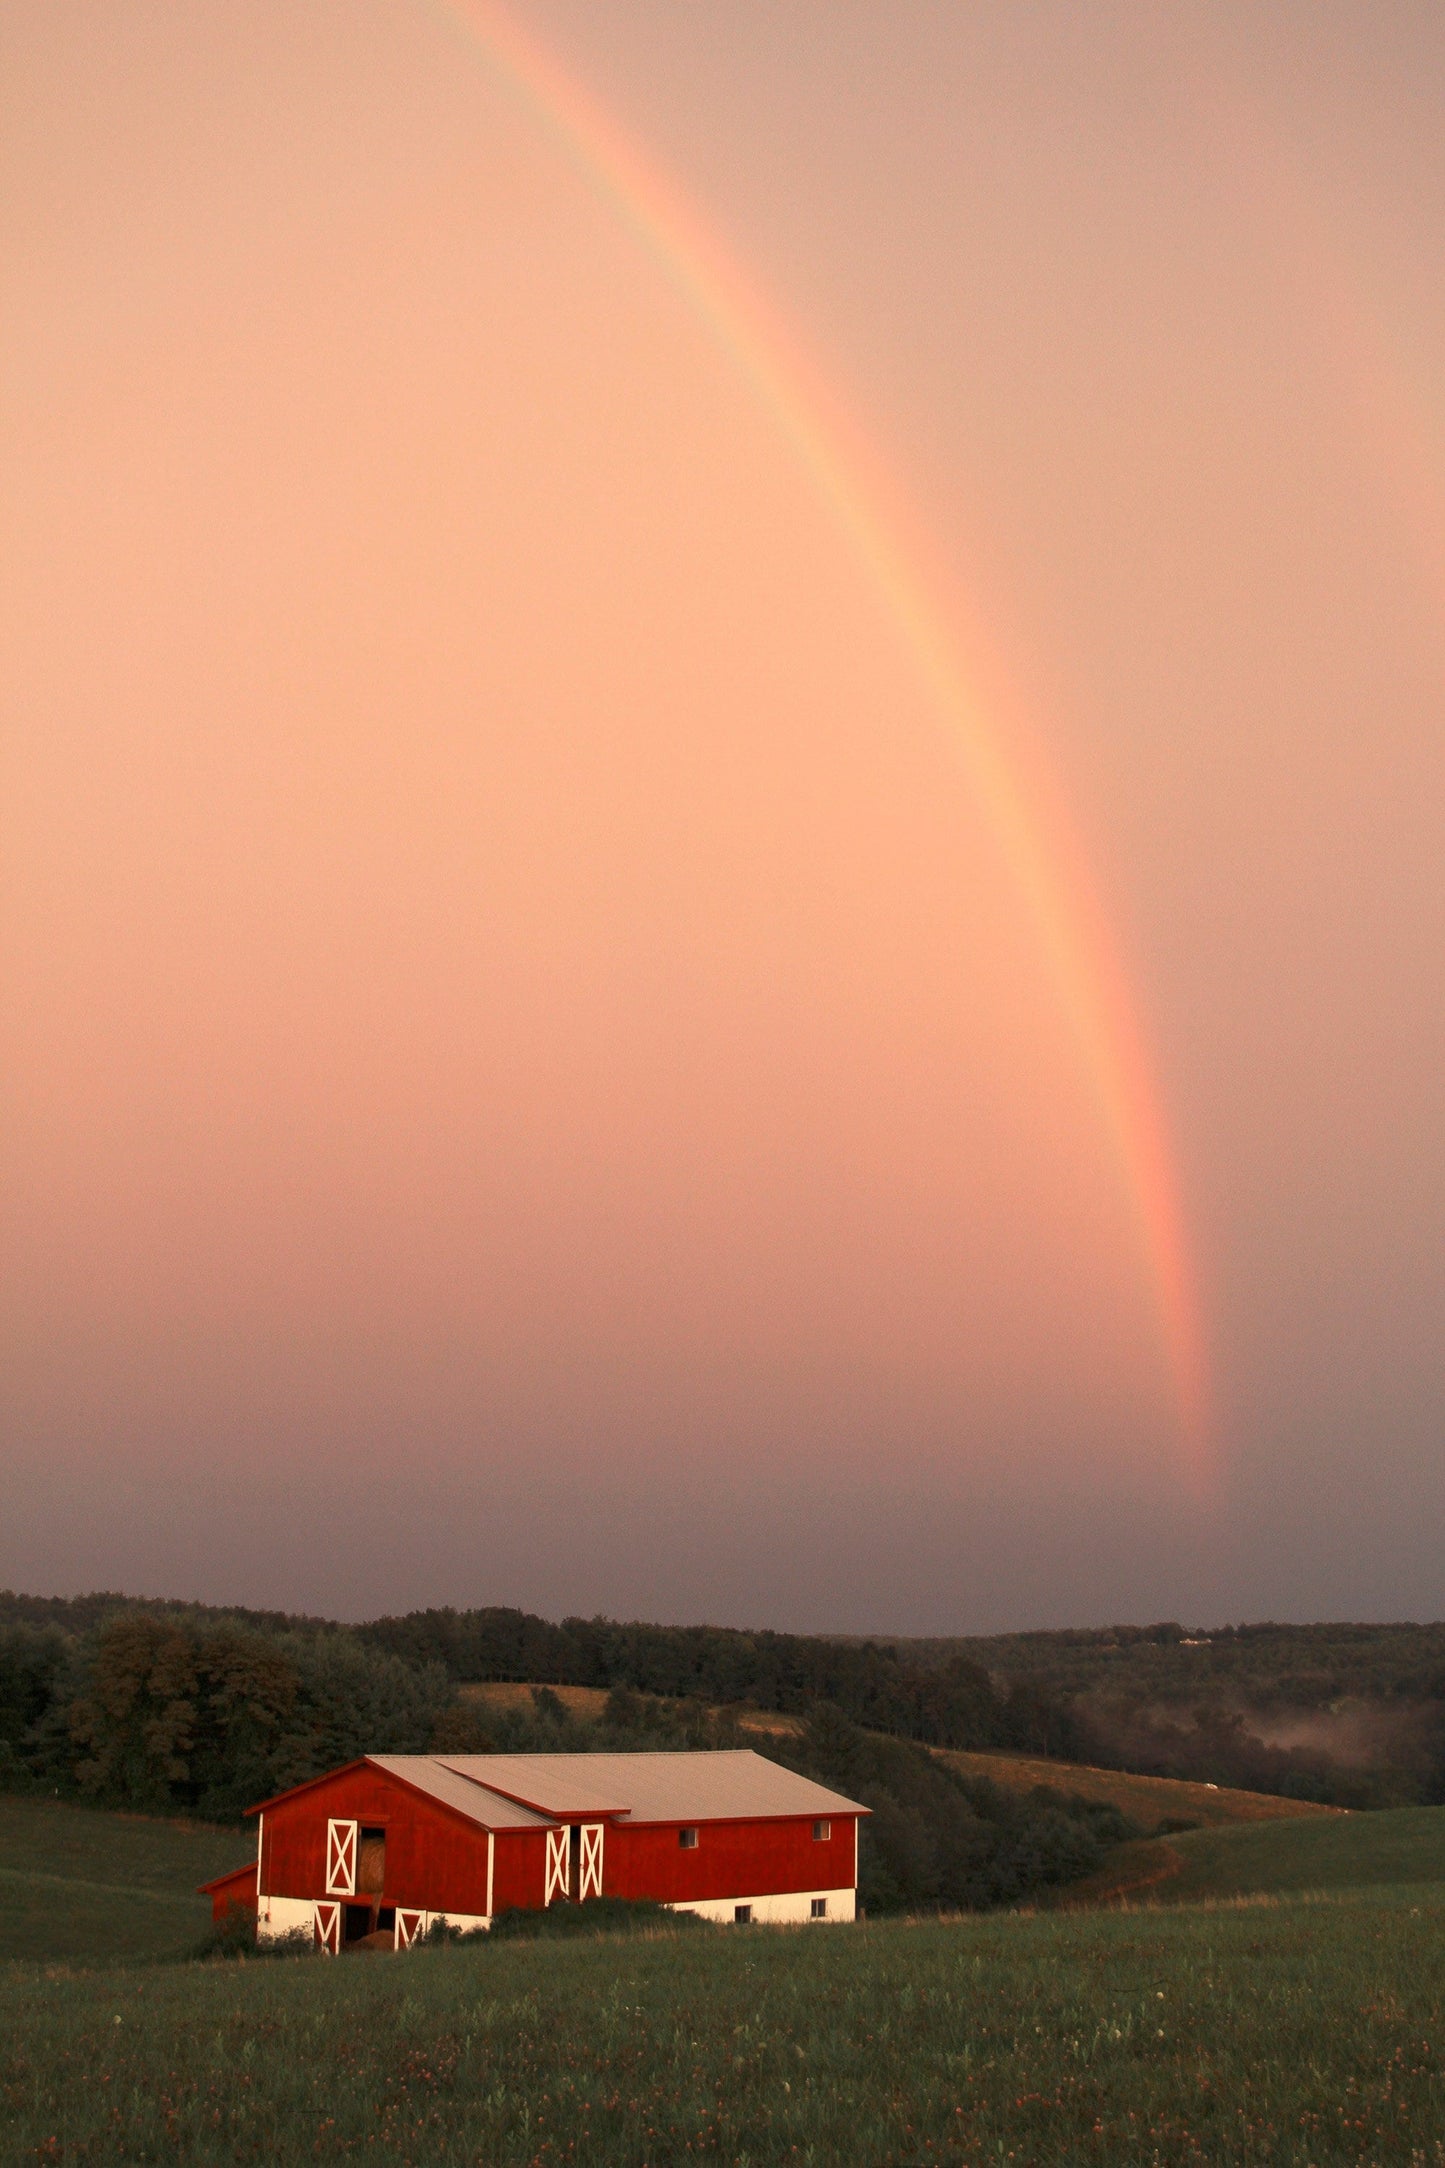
[3,1,1443,1628]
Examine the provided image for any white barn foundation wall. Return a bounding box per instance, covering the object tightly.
[258,1895,494,1949]
[256,1895,314,1942]
[668,1887,855,1925]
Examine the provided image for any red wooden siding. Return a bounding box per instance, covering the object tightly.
[202,1862,258,1921]
[603,1816,856,1903]
[261,1766,497,1917]
[491,1828,548,1913]
[248,1756,862,1925]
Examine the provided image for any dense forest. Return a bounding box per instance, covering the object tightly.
[906,1621,1445,1708]
[0,1590,1081,1767]
[360,1604,1080,1757]
[6,1593,1441,1846]
[358,1607,1445,1807]
[903,1622,1445,1806]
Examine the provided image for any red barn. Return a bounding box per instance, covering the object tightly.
[226,1750,866,1951]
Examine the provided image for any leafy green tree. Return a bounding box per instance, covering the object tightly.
[269,1632,453,1789]
[70,1614,199,1809]
[188,1629,302,1820]
[0,1625,79,1793]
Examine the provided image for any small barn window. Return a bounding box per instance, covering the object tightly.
[811,1897,827,1919]
[678,1827,699,1849]
[733,1903,752,1924]
[812,1819,830,1841]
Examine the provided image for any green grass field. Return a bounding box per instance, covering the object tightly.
[0,1796,247,1963]
[5,1893,1445,2163]
[6,1799,1445,2162]
[1164,1803,1445,1903]
[1070,1803,1445,1910]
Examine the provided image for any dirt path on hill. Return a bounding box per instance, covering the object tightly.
[1054,1839,1188,1909]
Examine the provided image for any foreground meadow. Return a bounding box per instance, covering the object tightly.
[5,1888,1445,2166]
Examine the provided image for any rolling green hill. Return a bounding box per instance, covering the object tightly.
[1070,1801,1445,1908]
[0,1796,247,1962]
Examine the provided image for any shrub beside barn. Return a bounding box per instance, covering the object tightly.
[203,1750,866,1950]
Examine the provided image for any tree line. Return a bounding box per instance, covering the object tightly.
[358,1604,1081,1758]
[908,1619,1445,1806]
[922,1619,1445,1712]
[0,1590,1084,1781]
[0,1611,452,1822]
[7,1589,1431,1811]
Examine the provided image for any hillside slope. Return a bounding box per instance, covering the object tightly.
[459,1680,805,1737]
[0,1797,244,1962]
[1068,1802,1445,1908]
[935,1748,1340,1829]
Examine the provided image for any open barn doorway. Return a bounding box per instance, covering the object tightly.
[342,1827,393,1947]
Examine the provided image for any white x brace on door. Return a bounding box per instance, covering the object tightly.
[326,1819,357,1895]
[314,1900,341,1955]
[578,1823,604,1901]
[395,1908,425,1949]
[545,1827,568,1903]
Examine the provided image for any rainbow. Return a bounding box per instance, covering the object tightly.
[431,0,1212,1481]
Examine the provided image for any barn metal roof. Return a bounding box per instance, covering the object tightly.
[367,1755,556,1830]
[435,1755,628,1818]
[243,1748,868,1829]
[432,1750,868,1825]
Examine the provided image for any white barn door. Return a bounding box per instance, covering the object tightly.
[326,1819,357,1895]
[314,1900,341,1955]
[545,1827,568,1903]
[395,1909,425,1950]
[578,1823,604,1901]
